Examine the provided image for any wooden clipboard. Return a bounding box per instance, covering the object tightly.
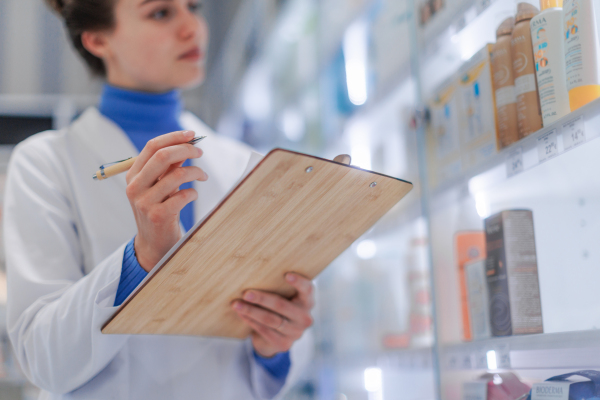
[102,149,413,338]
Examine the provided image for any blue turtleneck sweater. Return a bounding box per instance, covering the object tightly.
[99,84,290,381]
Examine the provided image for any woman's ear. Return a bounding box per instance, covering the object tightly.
[81,31,111,59]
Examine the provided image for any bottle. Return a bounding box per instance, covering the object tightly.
[492,17,519,148]
[511,3,544,138]
[531,0,571,125]
[563,0,600,111]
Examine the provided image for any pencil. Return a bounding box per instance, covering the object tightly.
[93,136,206,181]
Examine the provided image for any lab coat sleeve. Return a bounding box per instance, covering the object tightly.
[4,140,130,394]
[246,329,314,399]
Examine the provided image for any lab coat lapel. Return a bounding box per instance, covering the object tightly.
[73,107,187,237]
[74,107,139,192]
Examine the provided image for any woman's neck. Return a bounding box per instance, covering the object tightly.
[106,74,176,94]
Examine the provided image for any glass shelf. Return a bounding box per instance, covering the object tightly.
[429,99,600,345]
[441,329,600,371]
[221,0,600,398]
[429,98,600,199]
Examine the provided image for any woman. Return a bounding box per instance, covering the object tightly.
[3,0,314,398]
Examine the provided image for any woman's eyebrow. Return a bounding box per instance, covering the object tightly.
[140,0,172,5]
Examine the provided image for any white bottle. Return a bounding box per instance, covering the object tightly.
[563,0,600,111]
[530,0,571,125]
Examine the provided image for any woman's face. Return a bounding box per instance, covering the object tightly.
[97,0,209,92]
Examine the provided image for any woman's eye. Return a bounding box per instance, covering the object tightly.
[188,2,202,13]
[151,8,169,20]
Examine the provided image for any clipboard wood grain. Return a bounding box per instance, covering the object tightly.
[102,149,412,338]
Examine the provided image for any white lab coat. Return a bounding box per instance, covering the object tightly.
[3,108,313,400]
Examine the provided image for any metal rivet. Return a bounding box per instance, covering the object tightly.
[370,182,377,188]
[305,166,313,173]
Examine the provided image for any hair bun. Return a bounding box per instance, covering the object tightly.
[44,0,66,14]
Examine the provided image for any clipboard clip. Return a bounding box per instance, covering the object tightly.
[333,154,351,165]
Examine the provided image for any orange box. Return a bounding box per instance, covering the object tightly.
[455,231,486,341]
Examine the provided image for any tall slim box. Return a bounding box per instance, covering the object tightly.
[457,44,500,169]
[485,210,543,336]
[455,231,486,341]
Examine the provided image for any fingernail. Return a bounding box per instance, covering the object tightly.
[244,292,255,301]
[183,130,194,138]
[286,274,296,283]
[203,172,209,180]
[196,147,203,156]
[233,301,243,310]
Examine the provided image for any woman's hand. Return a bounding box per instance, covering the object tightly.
[232,273,315,358]
[125,130,208,272]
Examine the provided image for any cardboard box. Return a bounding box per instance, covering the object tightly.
[426,77,463,187]
[485,210,543,336]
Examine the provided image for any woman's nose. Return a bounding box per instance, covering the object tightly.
[178,7,202,41]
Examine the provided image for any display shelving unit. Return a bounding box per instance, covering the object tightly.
[141,0,600,398]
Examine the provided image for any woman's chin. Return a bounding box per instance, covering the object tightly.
[174,66,206,90]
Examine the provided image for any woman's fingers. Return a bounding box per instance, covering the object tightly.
[236,314,290,353]
[233,275,315,357]
[127,130,195,178]
[145,166,207,204]
[285,273,315,309]
[161,188,199,216]
[134,144,203,190]
[240,290,313,330]
[232,301,286,331]
[159,160,185,181]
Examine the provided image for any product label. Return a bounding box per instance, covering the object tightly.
[432,98,460,158]
[562,115,586,150]
[504,211,543,335]
[531,382,570,400]
[506,147,523,178]
[515,74,537,96]
[465,260,491,339]
[485,213,512,336]
[564,0,600,90]
[495,85,516,107]
[537,129,559,162]
[531,11,571,124]
[460,61,496,144]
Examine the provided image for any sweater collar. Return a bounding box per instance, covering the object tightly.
[99,84,183,150]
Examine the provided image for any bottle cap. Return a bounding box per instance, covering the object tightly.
[540,0,562,10]
[515,2,539,22]
[496,17,515,37]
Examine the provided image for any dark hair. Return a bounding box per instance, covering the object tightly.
[45,0,116,76]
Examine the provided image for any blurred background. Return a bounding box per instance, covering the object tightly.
[2,0,600,399]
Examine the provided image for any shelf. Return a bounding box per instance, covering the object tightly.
[429,98,600,209]
[440,329,600,371]
[418,0,506,98]
[0,94,96,116]
[323,346,434,370]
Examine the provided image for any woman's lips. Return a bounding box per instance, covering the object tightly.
[179,47,203,61]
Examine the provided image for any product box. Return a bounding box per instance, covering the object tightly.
[485,210,543,336]
[464,373,530,400]
[455,231,486,341]
[426,76,463,187]
[530,370,600,400]
[457,44,500,169]
[465,259,491,340]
